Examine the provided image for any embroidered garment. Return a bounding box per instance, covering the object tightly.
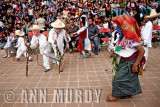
[114,37,142,58]
[112,14,141,43]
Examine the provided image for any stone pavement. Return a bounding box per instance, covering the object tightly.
[0,46,160,107]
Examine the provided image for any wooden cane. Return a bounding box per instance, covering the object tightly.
[26,48,28,77]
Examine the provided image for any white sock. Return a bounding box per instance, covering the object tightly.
[88,50,92,54]
[81,51,85,56]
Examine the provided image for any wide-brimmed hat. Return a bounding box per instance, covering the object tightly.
[15,30,25,36]
[28,25,44,31]
[51,19,65,28]
[146,9,160,19]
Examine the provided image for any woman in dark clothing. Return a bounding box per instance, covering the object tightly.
[132,7,141,27]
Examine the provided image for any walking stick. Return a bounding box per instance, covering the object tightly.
[26,48,29,77]
[12,52,15,61]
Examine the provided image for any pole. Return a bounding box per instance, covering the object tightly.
[26,49,28,77]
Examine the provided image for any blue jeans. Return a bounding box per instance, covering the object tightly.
[10,40,17,51]
[92,36,99,53]
[0,43,6,49]
[140,8,146,16]
[112,9,121,16]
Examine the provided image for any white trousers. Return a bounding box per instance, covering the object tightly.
[16,49,32,60]
[43,50,56,69]
[143,47,149,69]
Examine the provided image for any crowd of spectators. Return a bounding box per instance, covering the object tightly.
[0,0,160,56]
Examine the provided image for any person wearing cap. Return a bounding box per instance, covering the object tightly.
[141,9,160,69]
[15,30,32,61]
[28,25,55,72]
[48,19,71,72]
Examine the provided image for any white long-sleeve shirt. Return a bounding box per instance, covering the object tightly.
[15,37,27,52]
[141,21,153,47]
[48,29,71,55]
[30,33,50,54]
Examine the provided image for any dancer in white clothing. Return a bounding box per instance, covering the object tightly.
[141,9,160,69]
[15,30,32,61]
[49,19,71,72]
[28,25,55,72]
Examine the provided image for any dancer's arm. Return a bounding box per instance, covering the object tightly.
[132,45,145,72]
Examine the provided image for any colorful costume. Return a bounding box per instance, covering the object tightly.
[76,14,92,58]
[111,15,144,97]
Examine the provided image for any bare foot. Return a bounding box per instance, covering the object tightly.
[105,95,120,102]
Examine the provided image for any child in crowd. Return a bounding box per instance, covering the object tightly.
[3,28,15,58]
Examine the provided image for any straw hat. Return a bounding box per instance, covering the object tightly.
[51,19,65,28]
[146,9,160,19]
[15,30,25,36]
[83,0,87,3]
[28,25,44,31]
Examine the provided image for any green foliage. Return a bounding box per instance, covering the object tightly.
[56,46,62,59]
[112,53,119,79]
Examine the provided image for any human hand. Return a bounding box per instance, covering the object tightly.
[54,40,57,44]
[110,49,114,57]
[37,43,39,47]
[65,35,69,40]
[132,64,138,72]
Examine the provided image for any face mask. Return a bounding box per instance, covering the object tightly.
[54,28,62,34]
[33,30,40,37]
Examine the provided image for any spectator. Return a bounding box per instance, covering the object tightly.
[68,18,79,53]
[88,18,99,55]
[83,5,90,15]
[63,7,70,19]
[91,6,97,16]
[118,0,126,15]
[100,2,106,17]
[28,6,34,18]
[0,27,6,49]
[47,13,54,24]
[126,0,138,14]
[138,0,146,16]
[15,16,21,25]
[111,0,120,16]
[87,0,93,8]
[41,0,47,6]
[105,0,111,18]
[94,14,101,25]
[67,13,72,21]
[36,14,48,30]
[56,11,63,20]
[150,0,158,9]
[3,28,15,58]
[132,7,141,27]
